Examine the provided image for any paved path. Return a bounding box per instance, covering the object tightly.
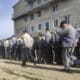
[0,59,80,80]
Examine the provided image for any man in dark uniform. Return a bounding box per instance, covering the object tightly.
[54,32,63,65]
[75,37,80,59]
[45,28,53,64]
[15,40,22,60]
[0,41,5,58]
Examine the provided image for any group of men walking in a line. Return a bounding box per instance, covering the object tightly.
[0,21,80,73]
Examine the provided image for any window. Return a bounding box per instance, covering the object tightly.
[37,0,41,4]
[54,19,58,27]
[31,26,34,31]
[30,14,34,20]
[38,24,42,30]
[30,3,33,8]
[45,22,49,30]
[37,11,41,17]
[53,5,58,12]
[64,15,70,24]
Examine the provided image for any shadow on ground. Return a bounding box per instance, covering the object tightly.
[1,66,42,80]
[4,61,80,74]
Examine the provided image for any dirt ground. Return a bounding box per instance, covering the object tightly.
[0,59,80,80]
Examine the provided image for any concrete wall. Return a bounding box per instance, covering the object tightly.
[13,0,28,18]
[13,0,80,36]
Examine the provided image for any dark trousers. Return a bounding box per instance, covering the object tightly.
[15,47,21,60]
[22,47,34,65]
[37,48,46,63]
[0,46,5,58]
[22,47,28,62]
[11,46,16,58]
[75,47,80,59]
[45,44,53,64]
[55,47,63,65]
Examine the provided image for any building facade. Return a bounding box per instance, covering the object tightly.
[13,0,80,36]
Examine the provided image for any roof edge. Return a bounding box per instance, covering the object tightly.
[13,0,21,8]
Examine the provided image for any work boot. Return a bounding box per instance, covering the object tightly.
[22,61,26,67]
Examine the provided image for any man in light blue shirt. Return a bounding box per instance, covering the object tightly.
[60,21,77,73]
[45,29,52,44]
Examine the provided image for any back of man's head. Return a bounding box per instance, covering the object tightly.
[23,30,28,33]
[60,21,67,28]
[45,28,49,32]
